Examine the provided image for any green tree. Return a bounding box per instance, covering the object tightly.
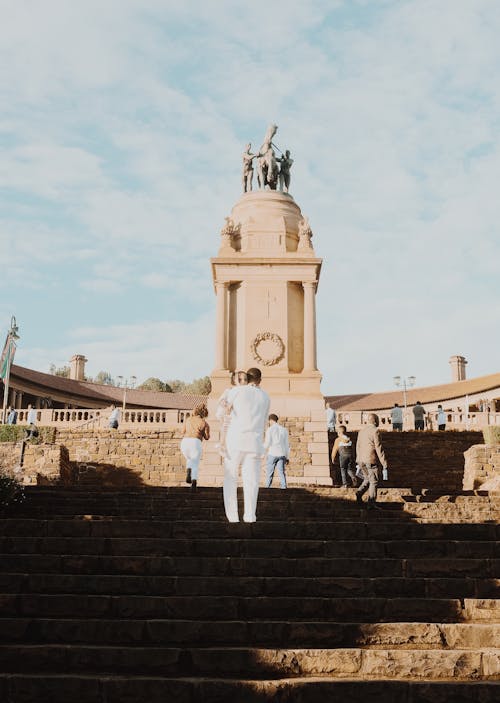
[93,371,114,385]
[166,379,187,393]
[49,364,70,378]
[137,377,172,392]
[185,376,211,394]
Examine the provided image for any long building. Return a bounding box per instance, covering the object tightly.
[1,354,499,431]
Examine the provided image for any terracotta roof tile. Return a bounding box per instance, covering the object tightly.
[10,364,206,410]
[325,372,500,410]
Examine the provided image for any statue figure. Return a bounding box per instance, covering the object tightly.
[242,143,257,193]
[260,124,278,153]
[277,150,293,193]
[257,124,279,190]
[298,216,313,250]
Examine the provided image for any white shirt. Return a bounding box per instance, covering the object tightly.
[437,409,446,424]
[109,408,121,422]
[326,407,336,430]
[391,406,403,423]
[264,423,290,459]
[27,408,37,424]
[226,384,270,455]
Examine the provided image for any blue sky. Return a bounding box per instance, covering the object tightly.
[1,0,499,394]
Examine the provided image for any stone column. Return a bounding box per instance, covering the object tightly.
[303,281,317,371]
[214,282,228,370]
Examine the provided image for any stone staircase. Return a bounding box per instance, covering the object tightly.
[0,486,499,701]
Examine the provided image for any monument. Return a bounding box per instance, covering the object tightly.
[206,125,331,485]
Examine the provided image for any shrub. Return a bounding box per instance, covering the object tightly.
[0,472,24,508]
[483,426,500,445]
[0,426,56,444]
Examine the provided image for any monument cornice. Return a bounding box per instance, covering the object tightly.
[211,256,323,265]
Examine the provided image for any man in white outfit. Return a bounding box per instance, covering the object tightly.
[223,367,270,523]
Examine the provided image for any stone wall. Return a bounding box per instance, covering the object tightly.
[0,441,67,484]
[0,427,484,489]
[0,442,22,474]
[463,444,500,491]
[54,429,185,486]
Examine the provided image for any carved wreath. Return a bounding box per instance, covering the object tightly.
[251,332,285,366]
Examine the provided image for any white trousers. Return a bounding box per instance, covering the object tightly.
[180,437,202,480]
[223,451,261,522]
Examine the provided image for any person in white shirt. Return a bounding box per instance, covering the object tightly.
[26,404,38,439]
[264,414,290,489]
[223,367,270,523]
[326,402,336,432]
[108,404,121,429]
[437,404,446,431]
[215,370,248,457]
[391,403,403,431]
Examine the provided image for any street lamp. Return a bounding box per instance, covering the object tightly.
[1,316,20,422]
[117,375,137,411]
[393,375,416,428]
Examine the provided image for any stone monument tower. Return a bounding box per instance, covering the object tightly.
[204,126,331,485]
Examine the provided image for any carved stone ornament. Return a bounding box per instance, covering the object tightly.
[298,216,313,250]
[220,217,239,247]
[251,332,285,366]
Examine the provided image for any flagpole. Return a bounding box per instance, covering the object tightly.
[1,317,20,423]
[1,342,13,421]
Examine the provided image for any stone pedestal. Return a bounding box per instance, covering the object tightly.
[205,190,331,485]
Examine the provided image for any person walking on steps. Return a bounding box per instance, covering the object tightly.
[108,404,120,430]
[181,403,210,491]
[223,367,270,523]
[355,413,388,510]
[215,370,248,458]
[331,425,358,488]
[264,414,290,489]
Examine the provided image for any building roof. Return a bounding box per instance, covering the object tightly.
[326,372,500,411]
[10,364,206,410]
[9,363,500,413]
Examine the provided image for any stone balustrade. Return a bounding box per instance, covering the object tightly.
[336,409,500,431]
[0,407,188,429]
[1,406,498,433]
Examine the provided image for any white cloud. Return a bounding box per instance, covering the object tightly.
[2,0,500,394]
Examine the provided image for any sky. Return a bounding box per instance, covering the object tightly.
[1,0,499,395]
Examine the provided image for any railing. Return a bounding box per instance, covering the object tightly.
[0,407,189,429]
[336,410,500,431]
[1,406,498,432]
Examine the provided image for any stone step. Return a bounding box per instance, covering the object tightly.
[1,553,497,578]
[0,674,499,702]
[1,573,499,599]
[10,490,495,505]
[0,537,497,559]
[2,519,498,540]
[1,619,498,649]
[0,593,491,622]
[0,644,499,680]
[8,503,499,523]
[11,490,495,508]
[14,487,493,499]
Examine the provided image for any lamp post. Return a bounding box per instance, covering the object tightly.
[116,376,137,412]
[1,316,20,422]
[393,375,416,430]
